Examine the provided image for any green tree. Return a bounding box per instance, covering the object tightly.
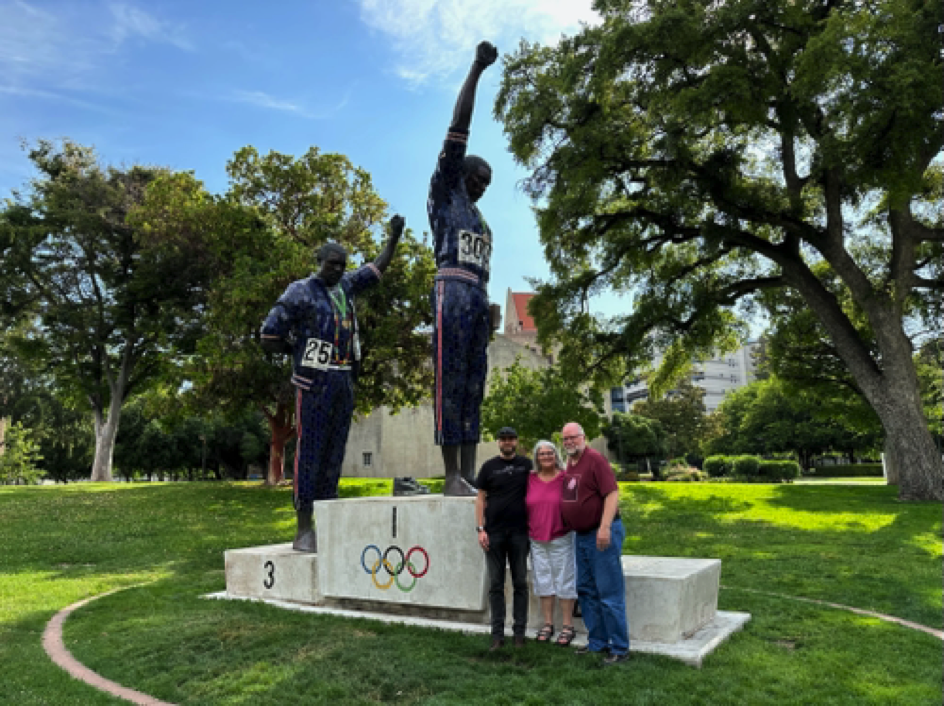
[706,377,881,468]
[496,0,943,500]
[0,140,211,482]
[602,412,667,475]
[133,146,435,484]
[0,422,44,485]
[115,393,269,482]
[482,358,603,453]
[759,270,920,466]
[633,379,707,460]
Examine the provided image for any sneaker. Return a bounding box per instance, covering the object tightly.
[393,477,431,496]
[602,652,630,666]
[574,645,609,656]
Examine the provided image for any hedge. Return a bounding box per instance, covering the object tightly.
[759,459,801,481]
[703,456,730,477]
[705,455,800,482]
[809,463,883,477]
[732,455,760,477]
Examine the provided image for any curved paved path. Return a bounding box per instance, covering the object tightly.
[42,587,176,705]
[722,585,944,640]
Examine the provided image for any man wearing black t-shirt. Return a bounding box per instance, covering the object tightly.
[474,426,533,650]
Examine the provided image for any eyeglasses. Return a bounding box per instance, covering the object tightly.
[562,434,583,442]
[536,451,556,456]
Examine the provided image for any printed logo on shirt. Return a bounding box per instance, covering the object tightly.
[494,462,527,476]
[562,475,579,502]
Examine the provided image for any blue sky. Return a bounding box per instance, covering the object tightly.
[1,0,629,317]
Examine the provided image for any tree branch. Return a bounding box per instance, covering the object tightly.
[912,275,943,290]
[718,276,786,305]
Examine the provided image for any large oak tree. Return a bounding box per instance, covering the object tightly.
[496,0,943,500]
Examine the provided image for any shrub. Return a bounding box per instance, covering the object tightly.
[703,455,730,477]
[665,469,707,482]
[776,460,801,480]
[732,455,761,478]
[758,460,780,480]
[756,460,800,482]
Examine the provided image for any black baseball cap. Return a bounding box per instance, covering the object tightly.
[497,427,518,438]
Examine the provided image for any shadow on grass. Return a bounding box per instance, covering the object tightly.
[55,577,944,706]
[2,482,942,704]
[617,483,942,630]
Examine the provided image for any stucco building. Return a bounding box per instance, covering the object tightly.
[610,344,760,414]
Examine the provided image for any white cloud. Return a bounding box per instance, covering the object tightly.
[230,90,312,116]
[109,3,193,51]
[0,1,192,89]
[227,88,353,120]
[0,84,116,113]
[357,0,599,85]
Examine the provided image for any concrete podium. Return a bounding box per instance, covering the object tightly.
[215,495,749,666]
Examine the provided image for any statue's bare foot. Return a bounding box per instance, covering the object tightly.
[293,529,318,553]
[443,476,477,497]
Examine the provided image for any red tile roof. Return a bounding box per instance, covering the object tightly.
[511,292,536,331]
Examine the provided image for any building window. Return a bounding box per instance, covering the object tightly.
[363,452,372,468]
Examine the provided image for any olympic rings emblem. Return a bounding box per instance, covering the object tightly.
[360,544,430,592]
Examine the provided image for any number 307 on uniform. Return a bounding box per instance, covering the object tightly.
[458,230,491,270]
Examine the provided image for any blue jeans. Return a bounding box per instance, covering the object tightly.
[485,527,530,637]
[574,518,629,655]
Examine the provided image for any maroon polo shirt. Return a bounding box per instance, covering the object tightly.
[561,446,619,533]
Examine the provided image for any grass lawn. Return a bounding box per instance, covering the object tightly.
[0,480,940,705]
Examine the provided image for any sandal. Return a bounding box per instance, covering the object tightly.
[556,625,577,647]
[535,623,555,642]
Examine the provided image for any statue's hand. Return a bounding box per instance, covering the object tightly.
[388,214,405,239]
[475,41,498,68]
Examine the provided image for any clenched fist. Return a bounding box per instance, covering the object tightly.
[475,41,498,68]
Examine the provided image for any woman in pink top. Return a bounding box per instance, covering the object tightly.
[527,439,578,646]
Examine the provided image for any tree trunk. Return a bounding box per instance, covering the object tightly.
[789,265,942,500]
[89,340,134,482]
[90,402,121,482]
[265,400,296,486]
[860,344,942,501]
[0,416,6,457]
[880,413,941,500]
[882,443,899,485]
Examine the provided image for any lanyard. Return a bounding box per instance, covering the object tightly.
[328,286,349,363]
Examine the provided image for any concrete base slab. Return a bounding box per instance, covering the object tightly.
[224,543,321,605]
[313,496,487,611]
[221,497,748,665]
[205,591,750,667]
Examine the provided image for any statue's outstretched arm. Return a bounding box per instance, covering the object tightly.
[372,214,404,273]
[450,41,498,134]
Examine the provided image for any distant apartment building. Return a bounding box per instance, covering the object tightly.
[610,344,759,414]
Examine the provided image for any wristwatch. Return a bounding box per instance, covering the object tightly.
[475,525,485,532]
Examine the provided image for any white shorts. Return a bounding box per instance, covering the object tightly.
[530,532,577,599]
